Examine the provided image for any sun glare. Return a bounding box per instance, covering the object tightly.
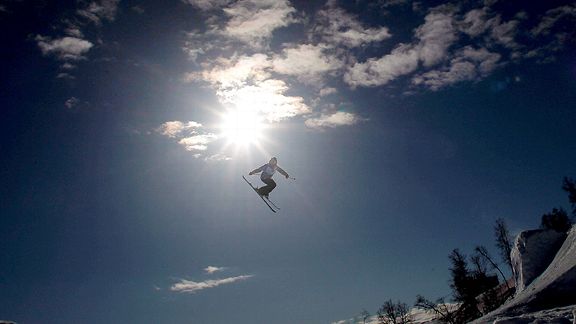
[219,108,265,146]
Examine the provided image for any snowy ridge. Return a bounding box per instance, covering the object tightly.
[473,225,576,323]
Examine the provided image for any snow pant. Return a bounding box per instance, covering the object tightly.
[258,177,276,196]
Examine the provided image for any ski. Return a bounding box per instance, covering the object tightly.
[263,196,280,210]
[242,176,278,213]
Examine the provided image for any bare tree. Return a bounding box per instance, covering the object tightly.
[360,309,371,324]
[474,246,509,290]
[377,299,411,324]
[414,295,458,324]
[494,218,513,274]
[562,177,576,217]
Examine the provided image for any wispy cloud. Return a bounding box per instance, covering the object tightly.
[178,0,576,137]
[156,121,220,156]
[64,97,80,109]
[305,111,364,129]
[171,275,253,293]
[205,153,232,161]
[222,0,298,48]
[319,87,337,97]
[343,6,458,88]
[178,134,218,152]
[204,266,226,274]
[182,0,234,11]
[76,0,121,25]
[188,54,310,122]
[531,4,576,37]
[415,7,458,67]
[344,43,420,87]
[313,1,391,48]
[412,46,501,91]
[156,121,203,138]
[271,44,343,84]
[35,0,120,78]
[35,36,94,61]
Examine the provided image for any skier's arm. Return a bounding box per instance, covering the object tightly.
[249,165,265,175]
[277,166,289,179]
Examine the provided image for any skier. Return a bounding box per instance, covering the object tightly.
[248,157,290,198]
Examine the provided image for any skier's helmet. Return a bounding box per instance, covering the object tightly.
[270,157,277,165]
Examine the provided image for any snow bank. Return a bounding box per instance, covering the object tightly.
[473,225,576,323]
[511,229,566,293]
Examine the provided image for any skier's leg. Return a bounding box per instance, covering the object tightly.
[259,178,276,196]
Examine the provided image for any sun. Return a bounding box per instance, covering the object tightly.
[219,108,265,146]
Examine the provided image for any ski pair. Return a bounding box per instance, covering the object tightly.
[242,176,280,213]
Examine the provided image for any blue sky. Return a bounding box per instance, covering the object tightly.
[1,0,576,323]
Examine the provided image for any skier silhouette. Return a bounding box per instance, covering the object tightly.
[248,157,289,198]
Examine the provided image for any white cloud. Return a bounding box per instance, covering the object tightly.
[375,0,411,8]
[412,46,501,90]
[77,0,121,25]
[56,72,75,80]
[156,121,220,155]
[222,0,298,48]
[190,54,310,122]
[157,121,203,138]
[314,3,391,48]
[319,87,337,96]
[343,6,457,88]
[65,97,80,109]
[178,134,218,151]
[531,5,576,37]
[305,111,363,129]
[271,44,343,84]
[459,7,521,50]
[223,79,310,122]
[182,0,234,11]
[63,26,84,38]
[197,53,272,89]
[205,266,226,274]
[171,275,253,293]
[61,63,76,70]
[460,8,490,37]
[205,153,232,161]
[344,43,420,87]
[36,36,94,61]
[489,17,520,49]
[415,9,458,67]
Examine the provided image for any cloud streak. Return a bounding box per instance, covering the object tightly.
[305,111,364,129]
[171,275,253,293]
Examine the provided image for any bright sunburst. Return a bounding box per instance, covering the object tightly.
[219,108,265,147]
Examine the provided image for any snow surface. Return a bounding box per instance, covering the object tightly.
[335,225,576,324]
[511,229,566,293]
[473,225,576,323]
[333,304,459,324]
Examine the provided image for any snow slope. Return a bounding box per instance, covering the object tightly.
[472,225,576,323]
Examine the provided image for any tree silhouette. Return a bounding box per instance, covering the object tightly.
[494,218,513,275]
[474,246,509,290]
[541,207,572,232]
[414,295,458,324]
[377,299,411,324]
[562,177,576,218]
[360,309,370,324]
